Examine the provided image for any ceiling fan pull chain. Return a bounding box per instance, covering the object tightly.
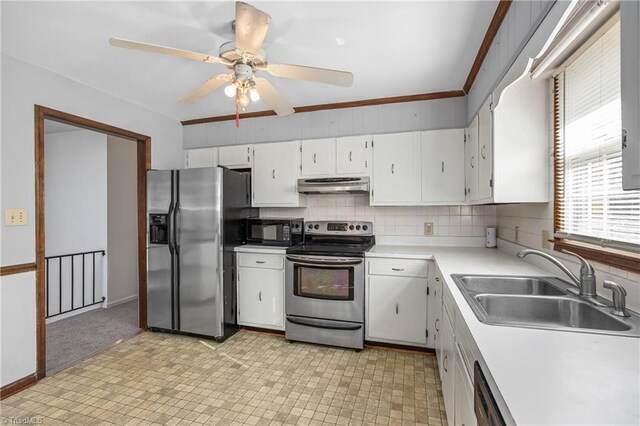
[235,90,240,128]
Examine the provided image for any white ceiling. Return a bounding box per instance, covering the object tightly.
[1,1,497,122]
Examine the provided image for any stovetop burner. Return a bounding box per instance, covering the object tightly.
[286,221,374,257]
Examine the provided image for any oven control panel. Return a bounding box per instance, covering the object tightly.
[306,221,373,235]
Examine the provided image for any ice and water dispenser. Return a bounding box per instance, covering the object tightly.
[149,214,168,244]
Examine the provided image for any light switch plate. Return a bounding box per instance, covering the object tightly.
[424,222,434,236]
[5,208,27,226]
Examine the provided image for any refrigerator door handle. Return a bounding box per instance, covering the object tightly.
[167,201,175,255]
[174,203,182,254]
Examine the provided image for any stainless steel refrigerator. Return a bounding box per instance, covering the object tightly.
[146,166,256,340]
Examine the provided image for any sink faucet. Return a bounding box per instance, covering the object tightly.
[516,249,604,305]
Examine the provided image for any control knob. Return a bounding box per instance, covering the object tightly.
[362,225,369,231]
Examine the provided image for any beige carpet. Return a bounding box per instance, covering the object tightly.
[4,331,447,425]
[46,300,139,374]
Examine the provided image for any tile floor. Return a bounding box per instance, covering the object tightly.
[1,331,447,425]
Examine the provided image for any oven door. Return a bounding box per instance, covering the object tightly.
[285,255,364,323]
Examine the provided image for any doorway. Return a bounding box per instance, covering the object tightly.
[35,106,150,378]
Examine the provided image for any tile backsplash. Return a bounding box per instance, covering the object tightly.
[260,194,496,237]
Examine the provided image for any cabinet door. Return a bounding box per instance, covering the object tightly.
[428,274,443,350]
[253,141,301,206]
[477,98,493,200]
[219,144,253,169]
[621,0,640,190]
[336,135,371,175]
[440,310,455,426]
[186,147,218,168]
[421,129,465,203]
[237,266,284,329]
[454,344,476,426]
[372,132,421,204]
[465,116,479,202]
[300,138,336,177]
[367,275,427,345]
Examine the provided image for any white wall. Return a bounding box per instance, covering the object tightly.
[261,194,496,239]
[44,129,108,318]
[0,54,183,387]
[107,135,138,306]
[467,0,555,122]
[184,97,467,148]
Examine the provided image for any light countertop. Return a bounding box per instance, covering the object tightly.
[367,245,640,425]
[234,244,288,254]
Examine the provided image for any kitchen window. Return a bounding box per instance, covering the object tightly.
[553,17,640,272]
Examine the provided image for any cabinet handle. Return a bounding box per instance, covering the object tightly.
[247,155,251,163]
[470,156,475,168]
[435,319,439,332]
[391,163,395,174]
[441,161,445,173]
[349,151,352,162]
[272,169,276,179]
[258,291,262,301]
[255,260,266,264]
[481,145,487,159]
[365,160,368,169]
[435,277,440,282]
[391,268,404,271]
[443,355,448,372]
[395,303,399,314]
[247,147,251,154]
[365,140,368,149]
[313,153,317,164]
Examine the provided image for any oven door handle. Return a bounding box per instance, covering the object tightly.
[287,317,363,331]
[286,255,363,266]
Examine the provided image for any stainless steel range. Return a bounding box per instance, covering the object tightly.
[285,221,374,350]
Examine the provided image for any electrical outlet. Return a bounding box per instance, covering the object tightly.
[424,222,434,236]
[542,230,552,249]
[4,208,27,226]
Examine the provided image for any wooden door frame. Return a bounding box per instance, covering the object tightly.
[35,105,150,379]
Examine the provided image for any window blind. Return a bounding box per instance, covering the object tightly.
[555,21,640,252]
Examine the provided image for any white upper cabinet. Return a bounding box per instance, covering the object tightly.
[477,97,493,201]
[336,135,371,176]
[421,129,465,203]
[185,147,218,168]
[465,116,479,202]
[621,0,640,190]
[300,138,336,177]
[372,132,421,205]
[252,141,304,207]
[219,144,253,169]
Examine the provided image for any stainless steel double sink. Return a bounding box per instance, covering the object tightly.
[451,275,640,337]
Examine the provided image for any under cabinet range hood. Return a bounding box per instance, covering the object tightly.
[297,177,370,194]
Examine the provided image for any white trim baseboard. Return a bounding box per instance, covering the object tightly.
[104,294,138,308]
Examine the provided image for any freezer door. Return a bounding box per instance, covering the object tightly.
[176,167,223,337]
[147,170,175,330]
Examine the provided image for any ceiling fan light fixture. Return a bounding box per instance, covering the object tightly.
[249,88,260,102]
[224,84,237,98]
[239,93,250,107]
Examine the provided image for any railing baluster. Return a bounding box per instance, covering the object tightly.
[92,253,96,304]
[59,257,63,315]
[46,258,49,317]
[71,256,74,310]
[82,253,85,306]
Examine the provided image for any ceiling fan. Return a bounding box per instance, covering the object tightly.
[109,2,354,118]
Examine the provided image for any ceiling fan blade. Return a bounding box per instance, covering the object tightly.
[234,2,271,54]
[180,74,231,104]
[265,63,354,87]
[109,37,228,65]
[254,78,294,116]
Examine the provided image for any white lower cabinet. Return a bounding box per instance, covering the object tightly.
[428,266,443,349]
[440,308,456,426]
[454,343,476,426]
[366,257,428,346]
[236,252,285,331]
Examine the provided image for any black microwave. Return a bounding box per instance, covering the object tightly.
[245,218,304,246]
